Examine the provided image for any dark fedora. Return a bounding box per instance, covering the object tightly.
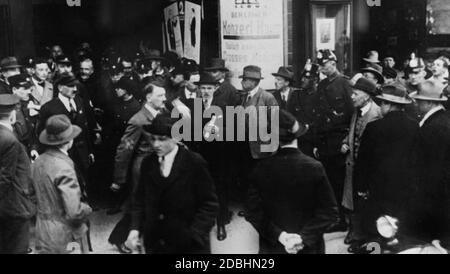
[361,64,385,84]
[376,84,413,105]
[0,94,20,114]
[55,55,72,65]
[0,57,22,70]
[410,80,448,102]
[39,114,81,146]
[239,65,264,80]
[195,73,219,86]
[143,112,177,138]
[204,58,229,72]
[279,109,309,143]
[352,77,380,97]
[272,67,294,81]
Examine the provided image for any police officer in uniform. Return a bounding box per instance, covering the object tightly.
[313,50,354,232]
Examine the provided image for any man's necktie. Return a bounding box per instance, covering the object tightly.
[159,156,168,178]
[69,100,77,121]
[38,81,45,88]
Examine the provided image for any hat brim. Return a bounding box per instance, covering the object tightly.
[1,64,22,70]
[39,125,81,146]
[238,75,264,80]
[145,56,167,62]
[204,66,229,72]
[279,124,309,142]
[363,58,380,63]
[271,73,293,81]
[361,68,385,84]
[410,92,448,102]
[376,94,413,105]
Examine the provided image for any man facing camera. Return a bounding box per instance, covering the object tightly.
[245,110,339,254]
[127,113,219,254]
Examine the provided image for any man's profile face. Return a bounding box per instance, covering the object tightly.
[13,86,32,101]
[432,59,447,77]
[35,63,50,81]
[363,72,379,85]
[59,85,77,99]
[274,76,290,91]
[147,86,167,110]
[351,89,370,109]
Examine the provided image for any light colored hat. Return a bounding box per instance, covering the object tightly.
[39,115,81,146]
[363,50,380,63]
[410,80,448,102]
[376,84,413,105]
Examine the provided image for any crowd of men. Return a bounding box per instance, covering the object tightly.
[1,42,450,254]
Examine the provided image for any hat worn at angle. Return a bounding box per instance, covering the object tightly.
[352,77,379,97]
[383,67,398,79]
[410,80,448,102]
[0,94,20,114]
[39,114,82,146]
[376,84,412,105]
[279,109,309,143]
[195,73,220,86]
[143,112,177,138]
[272,67,294,81]
[361,63,385,84]
[0,56,22,70]
[239,65,264,80]
[204,58,229,72]
[8,74,33,89]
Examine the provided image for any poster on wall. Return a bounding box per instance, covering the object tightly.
[164,2,184,57]
[220,0,285,89]
[184,1,201,63]
[316,18,336,50]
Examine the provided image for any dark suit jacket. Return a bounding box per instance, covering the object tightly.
[354,111,419,232]
[0,79,11,95]
[410,109,450,247]
[38,96,94,172]
[273,87,301,115]
[246,147,339,254]
[0,125,36,219]
[130,145,219,254]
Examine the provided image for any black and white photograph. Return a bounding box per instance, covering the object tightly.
[1,0,450,262]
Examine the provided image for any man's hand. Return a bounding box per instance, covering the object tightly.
[278,232,304,254]
[341,144,350,154]
[126,230,141,251]
[30,150,39,161]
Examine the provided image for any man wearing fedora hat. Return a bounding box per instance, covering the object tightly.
[0,57,22,95]
[361,63,385,87]
[0,94,36,254]
[349,84,419,253]
[409,80,450,249]
[341,76,382,247]
[126,112,219,254]
[204,58,239,109]
[272,67,299,111]
[245,110,339,254]
[235,65,278,217]
[314,50,354,233]
[31,115,92,254]
[363,50,381,67]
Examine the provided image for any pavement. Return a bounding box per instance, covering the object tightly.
[29,207,350,254]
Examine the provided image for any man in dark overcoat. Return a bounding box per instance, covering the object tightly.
[245,110,339,254]
[127,113,219,254]
[409,80,450,249]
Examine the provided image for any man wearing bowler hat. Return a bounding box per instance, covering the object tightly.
[31,115,92,254]
[236,65,278,216]
[350,84,419,253]
[0,57,22,95]
[126,113,219,254]
[204,58,240,107]
[409,80,450,249]
[38,74,97,206]
[341,76,382,249]
[0,94,36,254]
[314,49,354,232]
[245,110,339,254]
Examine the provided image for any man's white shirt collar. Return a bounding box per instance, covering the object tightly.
[144,104,160,118]
[0,121,13,132]
[248,85,260,99]
[360,101,372,117]
[420,105,445,127]
[32,78,44,96]
[185,88,197,99]
[58,93,76,112]
[159,145,179,178]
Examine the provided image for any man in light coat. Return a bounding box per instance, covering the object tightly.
[31,114,92,254]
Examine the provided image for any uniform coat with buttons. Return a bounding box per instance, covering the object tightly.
[342,101,382,210]
[0,79,11,95]
[245,148,339,254]
[130,145,219,254]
